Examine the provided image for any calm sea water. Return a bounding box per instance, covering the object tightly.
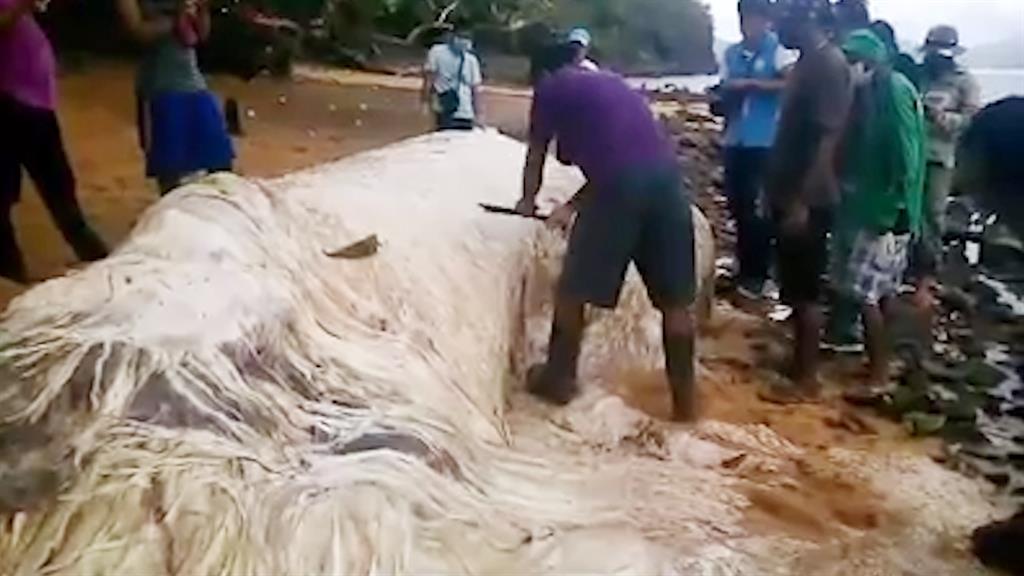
[631,68,1024,104]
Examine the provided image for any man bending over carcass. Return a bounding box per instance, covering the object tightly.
[515,44,697,421]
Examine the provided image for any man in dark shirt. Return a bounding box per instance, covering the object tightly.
[766,0,853,399]
[515,45,697,420]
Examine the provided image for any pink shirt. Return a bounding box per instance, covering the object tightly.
[0,1,56,110]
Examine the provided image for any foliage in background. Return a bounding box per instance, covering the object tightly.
[37,0,716,76]
[268,0,716,74]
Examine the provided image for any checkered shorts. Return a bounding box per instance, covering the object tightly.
[845,231,912,305]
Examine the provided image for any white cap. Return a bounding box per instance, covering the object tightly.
[567,28,592,48]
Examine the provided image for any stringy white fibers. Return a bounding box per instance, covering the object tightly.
[0,131,1002,575]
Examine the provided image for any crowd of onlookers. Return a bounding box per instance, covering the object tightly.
[1,0,236,282]
[506,0,999,415]
[716,0,982,401]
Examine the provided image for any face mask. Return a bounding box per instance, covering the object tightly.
[924,53,954,75]
[451,36,472,53]
[851,62,873,86]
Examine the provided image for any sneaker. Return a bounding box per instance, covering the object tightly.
[735,279,766,301]
[821,335,865,354]
[762,279,780,302]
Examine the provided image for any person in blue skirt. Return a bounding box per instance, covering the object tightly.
[117,0,235,194]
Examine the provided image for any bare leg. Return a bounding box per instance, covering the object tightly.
[529,295,585,405]
[792,303,823,394]
[862,300,888,388]
[662,305,697,421]
[157,174,183,196]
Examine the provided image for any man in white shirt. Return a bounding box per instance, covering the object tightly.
[422,24,483,130]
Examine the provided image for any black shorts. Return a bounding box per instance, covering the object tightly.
[560,165,695,310]
[776,207,833,305]
[435,114,474,131]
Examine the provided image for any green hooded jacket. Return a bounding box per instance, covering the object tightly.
[843,30,926,236]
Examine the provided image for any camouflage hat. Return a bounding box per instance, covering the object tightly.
[923,25,965,57]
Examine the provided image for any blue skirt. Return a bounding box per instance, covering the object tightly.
[139,90,235,178]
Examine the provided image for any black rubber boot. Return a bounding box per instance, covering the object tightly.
[664,332,697,421]
[528,318,582,406]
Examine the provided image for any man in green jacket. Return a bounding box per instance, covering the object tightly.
[840,29,926,389]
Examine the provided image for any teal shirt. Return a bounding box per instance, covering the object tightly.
[722,33,787,149]
[136,0,206,95]
[848,71,926,235]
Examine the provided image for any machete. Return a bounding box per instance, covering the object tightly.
[479,203,548,221]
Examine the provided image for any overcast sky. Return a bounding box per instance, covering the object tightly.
[706,0,1024,47]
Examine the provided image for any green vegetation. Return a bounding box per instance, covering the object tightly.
[268,0,717,74]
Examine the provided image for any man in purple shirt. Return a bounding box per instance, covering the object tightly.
[514,45,697,421]
[1,0,107,282]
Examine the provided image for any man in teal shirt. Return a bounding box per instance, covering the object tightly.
[721,0,791,299]
[839,29,925,390]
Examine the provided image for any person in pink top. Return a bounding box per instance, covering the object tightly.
[0,0,108,282]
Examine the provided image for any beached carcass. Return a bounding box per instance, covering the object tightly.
[0,132,1001,575]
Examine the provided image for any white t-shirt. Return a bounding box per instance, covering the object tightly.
[425,44,483,120]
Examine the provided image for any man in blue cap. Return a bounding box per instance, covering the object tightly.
[566,27,598,71]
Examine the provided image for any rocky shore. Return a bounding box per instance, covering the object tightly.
[654,92,1024,508]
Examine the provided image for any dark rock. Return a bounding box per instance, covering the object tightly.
[963,442,1010,462]
[972,510,1024,575]
[986,471,1012,487]
[903,412,947,436]
[942,420,987,444]
[981,238,1024,272]
[939,286,978,314]
[936,394,982,422]
[884,386,933,418]
[920,359,962,384]
[966,359,1007,389]
[961,338,988,360]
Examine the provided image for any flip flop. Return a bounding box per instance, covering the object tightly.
[757,372,821,406]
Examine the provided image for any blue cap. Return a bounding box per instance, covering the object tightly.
[567,28,592,47]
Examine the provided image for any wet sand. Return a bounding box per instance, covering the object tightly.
[2,61,531,306]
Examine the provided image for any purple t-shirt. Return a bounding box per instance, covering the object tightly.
[0,2,56,110]
[530,68,674,187]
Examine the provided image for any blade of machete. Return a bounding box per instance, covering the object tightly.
[479,203,548,221]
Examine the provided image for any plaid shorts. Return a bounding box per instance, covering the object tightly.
[846,231,912,305]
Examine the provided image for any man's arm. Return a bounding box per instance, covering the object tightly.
[516,138,549,215]
[471,85,483,124]
[470,56,484,124]
[798,52,852,208]
[421,47,438,107]
[421,69,434,106]
[800,129,843,205]
[748,78,788,91]
[932,73,981,138]
[194,0,211,42]
[0,0,34,34]
[117,0,173,44]
[756,47,797,92]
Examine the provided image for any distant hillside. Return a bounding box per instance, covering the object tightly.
[965,36,1024,69]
